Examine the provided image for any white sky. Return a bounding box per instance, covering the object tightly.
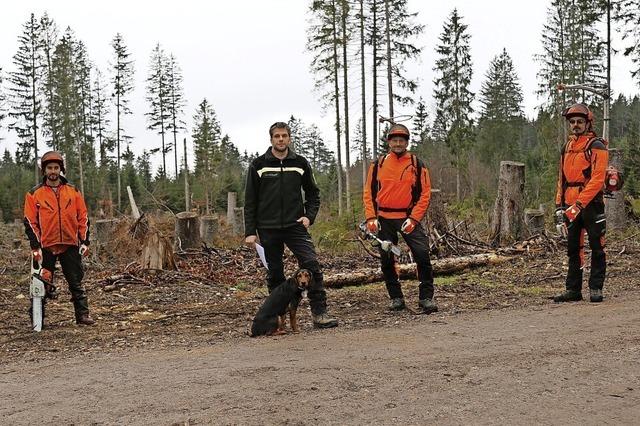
[0,0,637,174]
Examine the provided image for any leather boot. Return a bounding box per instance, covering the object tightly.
[418,298,438,314]
[76,313,96,325]
[312,312,338,329]
[589,288,603,303]
[389,298,406,311]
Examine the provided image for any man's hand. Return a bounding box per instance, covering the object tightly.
[564,203,582,223]
[245,235,258,248]
[32,248,42,263]
[79,244,89,257]
[400,218,417,234]
[297,216,311,228]
[366,219,380,234]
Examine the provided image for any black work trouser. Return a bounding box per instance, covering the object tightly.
[565,201,606,292]
[258,224,327,315]
[41,246,89,317]
[378,217,435,300]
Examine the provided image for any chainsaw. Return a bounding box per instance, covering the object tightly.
[29,256,57,332]
[358,221,402,256]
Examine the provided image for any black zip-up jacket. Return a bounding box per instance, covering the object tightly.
[244,148,320,236]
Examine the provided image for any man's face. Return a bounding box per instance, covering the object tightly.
[568,116,587,136]
[388,136,409,155]
[44,163,61,182]
[270,128,291,153]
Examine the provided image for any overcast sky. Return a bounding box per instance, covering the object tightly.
[0,0,637,174]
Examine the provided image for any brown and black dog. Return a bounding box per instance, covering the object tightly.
[250,269,312,337]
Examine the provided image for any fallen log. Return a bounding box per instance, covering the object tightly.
[323,253,512,288]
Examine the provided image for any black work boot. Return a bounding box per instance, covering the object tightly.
[389,298,406,311]
[418,298,438,314]
[312,312,338,329]
[553,290,583,303]
[589,289,603,303]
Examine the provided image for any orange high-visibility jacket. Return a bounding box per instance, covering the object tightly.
[363,152,431,221]
[555,133,609,208]
[23,176,90,250]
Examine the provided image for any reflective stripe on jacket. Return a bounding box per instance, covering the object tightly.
[363,152,431,221]
[23,176,90,249]
[555,133,609,207]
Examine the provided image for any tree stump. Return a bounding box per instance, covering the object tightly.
[200,214,219,244]
[490,161,526,246]
[606,148,627,230]
[141,231,176,270]
[175,211,201,250]
[524,208,545,235]
[233,207,245,235]
[227,192,237,228]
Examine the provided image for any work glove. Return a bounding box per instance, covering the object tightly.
[32,248,42,263]
[400,218,417,234]
[555,207,567,238]
[79,244,89,257]
[366,219,380,234]
[563,203,582,223]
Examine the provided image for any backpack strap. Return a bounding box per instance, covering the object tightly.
[370,155,387,214]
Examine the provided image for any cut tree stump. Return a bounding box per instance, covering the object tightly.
[524,208,545,235]
[233,207,245,235]
[200,214,219,244]
[175,211,201,250]
[606,148,627,230]
[141,231,176,270]
[490,161,526,247]
[227,192,237,228]
[323,253,511,288]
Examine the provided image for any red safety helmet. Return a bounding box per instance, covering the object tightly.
[387,123,410,141]
[40,151,66,174]
[562,103,594,124]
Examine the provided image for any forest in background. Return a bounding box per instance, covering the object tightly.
[0,1,639,234]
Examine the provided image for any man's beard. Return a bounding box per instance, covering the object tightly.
[47,174,59,182]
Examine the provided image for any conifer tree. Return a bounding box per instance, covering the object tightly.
[146,43,171,177]
[614,0,640,87]
[412,98,430,145]
[477,48,525,167]
[308,0,344,215]
[0,68,6,133]
[110,33,135,209]
[8,13,43,182]
[39,13,58,150]
[92,69,111,169]
[432,8,474,201]
[165,54,186,178]
[192,98,222,213]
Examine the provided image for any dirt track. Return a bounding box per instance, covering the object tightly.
[2,291,639,425]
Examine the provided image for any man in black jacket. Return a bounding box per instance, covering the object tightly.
[244,122,338,329]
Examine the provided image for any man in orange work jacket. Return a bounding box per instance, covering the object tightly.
[24,151,95,325]
[554,104,609,303]
[363,124,437,314]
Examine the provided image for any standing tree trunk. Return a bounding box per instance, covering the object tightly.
[341,0,351,210]
[227,192,237,227]
[183,137,190,211]
[606,148,626,229]
[331,0,343,216]
[384,0,394,119]
[490,161,526,246]
[359,0,367,187]
[372,0,379,159]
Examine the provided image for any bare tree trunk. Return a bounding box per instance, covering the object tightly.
[372,0,379,159]
[490,161,526,247]
[331,0,343,216]
[183,137,190,211]
[359,0,367,187]
[384,0,394,119]
[227,192,237,226]
[341,0,351,210]
[606,148,626,229]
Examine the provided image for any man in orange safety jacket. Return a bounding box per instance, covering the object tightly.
[363,123,437,314]
[553,103,609,303]
[24,151,95,325]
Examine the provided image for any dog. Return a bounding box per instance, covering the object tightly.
[250,269,312,337]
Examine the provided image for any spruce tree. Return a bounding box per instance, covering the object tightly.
[146,43,171,178]
[92,69,111,169]
[0,68,6,133]
[614,0,640,87]
[8,13,43,182]
[477,48,525,168]
[165,54,186,178]
[307,0,343,215]
[192,98,222,213]
[39,13,59,150]
[412,97,430,145]
[110,33,135,209]
[432,8,474,201]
